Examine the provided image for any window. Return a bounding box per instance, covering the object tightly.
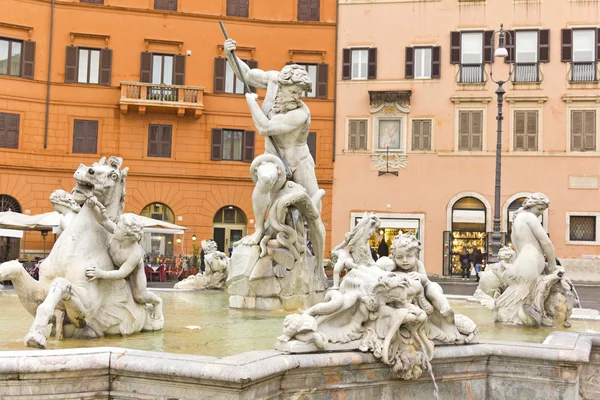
[377,119,402,151]
[73,119,98,154]
[152,54,173,85]
[295,63,328,98]
[154,0,177,11]
[348,119,368,150]
[0,37,35,79]
[562,29,599,81]
[513,110,538,151]
[213,58,257,94]
[298,0,319,21]
[148,124,172,158]
[0,112,19,149]
[412,120,432,151]
[342,48,377,80]
[211,128,254,162]
[65,46,112,85]
[569,215,597,242]
[140,52,185,85]
[458,110,483,151]
[405,47,440,79]
[571,110,596,151]
[227,0,249,17]
[450,31,493,83]
[307,132,317,162]
[514,31,542,82]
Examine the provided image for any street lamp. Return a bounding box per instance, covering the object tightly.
[488,24,514,263]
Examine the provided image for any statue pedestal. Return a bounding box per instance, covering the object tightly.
[226,243,327,311]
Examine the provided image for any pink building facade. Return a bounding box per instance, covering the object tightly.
[333,0,600,276]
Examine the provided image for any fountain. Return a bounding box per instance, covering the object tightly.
[174,239,230,290]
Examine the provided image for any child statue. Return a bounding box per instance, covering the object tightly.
[390,233,455,324]
[49,189,81,235]
[84,196,163,319]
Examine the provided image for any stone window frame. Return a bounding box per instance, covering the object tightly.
[450,96,491,154]
[565,212,600,246]
[344,117,370,153]
[563,99,600,154]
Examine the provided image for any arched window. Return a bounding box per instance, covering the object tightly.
[213,206,247,257]
[0,195,22,262]
[0,195,21,213]
[140,202,175,258]
[448,196,487,276]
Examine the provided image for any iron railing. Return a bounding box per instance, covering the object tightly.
[571,62,597,82]
[459,63,484,83]
[513,63,539,83]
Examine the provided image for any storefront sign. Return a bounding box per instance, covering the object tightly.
[569,175,598,190]
[452,210,485,224]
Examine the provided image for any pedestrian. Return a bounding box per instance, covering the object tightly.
[377,239,389,257]
[473,248,484,282]
[460,247,470,280]
[370,247,378,261]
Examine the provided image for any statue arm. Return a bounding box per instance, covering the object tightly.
[102,253,142,280]
[246,93,309,136]
[529,218,560,271]
[224,39,268,90]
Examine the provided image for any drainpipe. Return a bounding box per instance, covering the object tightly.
[44,0,55,149]
[331,0,339,163]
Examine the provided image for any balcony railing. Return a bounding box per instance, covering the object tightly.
[513,63,540,83]
[459,64,484,84]
[119,82,204,117]
[570,62,597,82]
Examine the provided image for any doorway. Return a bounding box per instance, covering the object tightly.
[213,206,247,257]
[0,195,22,262]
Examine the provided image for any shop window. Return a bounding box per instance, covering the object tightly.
[65,46,112,86]
[227,0,249,17]
[211,128,254,162]
[213,58,257,94]
[571,110,596,151]
[72,119,98,154]
[0,112,19,149]
[148,124,172,158]
[411,119,432,151]
[347,119,368,150]
[342,48,377,80]
[569,215,597,242]
[405,47,441,79]
[513,110,538,151]
[298,0,320,21]
[154,0,177,11]
[458,110,483,151]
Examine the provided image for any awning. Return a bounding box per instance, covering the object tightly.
[0,228,24,238]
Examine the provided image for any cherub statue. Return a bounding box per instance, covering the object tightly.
[474,246,515,309]
[49,189,81,235]
[84,196,163,319]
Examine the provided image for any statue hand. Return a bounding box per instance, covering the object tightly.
[85,266,104,281]
[224,38,237,54]
[245,92,258,103]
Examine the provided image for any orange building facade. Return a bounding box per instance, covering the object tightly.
[0,0,336,260]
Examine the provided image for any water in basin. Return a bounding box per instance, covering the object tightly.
[0,291,598,356]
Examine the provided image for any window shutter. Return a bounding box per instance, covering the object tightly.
[298,0,309,21]
[584,110,596,151]
[431,46,441,79]
[505,31,515,64]
[167,0,177,11]
[472,111,483,150]
[316,63,328,98]
[73,120,86,153]
[226,0,236,16]
[0,114,5,148]
[242,130,255,162]
[148,125,159,157]
[405,47,414,79]
[422,120,431,150]
[21,40,35,79]
[349,120,357,150]
[514,111,525,150]
[450,31,461,64]
[526,111,538,151]
[140,52,153,83]
[458,111,470,150]
[483,30,494,64]
[229,0,249,17]
[411,120,421,150]
[86,120,98,154]
[342,48,351,80]
[539,29,550,63]
[214,58,226,93]
[99,48,112,86]
[571,111,583,151]
[154,0,165,9]
[211,128,223,160]
[358,120,367,149]
[307,131,317,162]
[160,125,172,157]
[561,29,573,62]
[173,54,186,85]
[246,60,258,93]
[597,29,600,61]
[4,114,19,149]
[367,48,377,79]
[65,46,78,83]
[310,0,320,21]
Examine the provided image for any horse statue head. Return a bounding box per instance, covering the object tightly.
[72,156,129,220]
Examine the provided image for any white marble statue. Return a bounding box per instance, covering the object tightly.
[0,157,163,348]
[174,240,229,290]
[472,246,514,310]
[49,189,81,235]
[277,228,478,380]
[223,37,327,310]
[479,193,580,327]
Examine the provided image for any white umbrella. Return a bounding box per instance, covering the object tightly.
[0,211,38,230]
[137,215,187,234]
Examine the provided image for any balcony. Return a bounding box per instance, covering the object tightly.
[570,62,598,83]
[119,82,204,118]
[459,64,484,84]
[513,63,540,83]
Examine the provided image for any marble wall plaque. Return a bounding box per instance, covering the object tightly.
[569,176,599,190]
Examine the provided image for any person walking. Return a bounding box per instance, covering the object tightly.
[377,239,389,257]
[473,248,484,282]
[459,247,470,280]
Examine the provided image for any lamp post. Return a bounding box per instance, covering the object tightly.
[488,24,513,263]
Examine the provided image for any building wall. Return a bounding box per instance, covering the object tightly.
[0,0,336,256]
[334,0,600,275]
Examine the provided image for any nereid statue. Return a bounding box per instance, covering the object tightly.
[174,240,229,290]
[0,157,163,348]
[277,218,478,381]
[474,193,580,327]
[223,37,327,310]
